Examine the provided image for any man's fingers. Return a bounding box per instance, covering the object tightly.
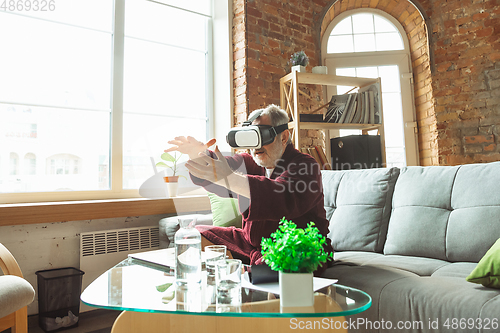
[165,139,186,152]
[214,145,225,160]
[186,160,210,179]
[195,152,213,165]
[164,146,178,153]
[205,138,216,148]
[174,136,189,143]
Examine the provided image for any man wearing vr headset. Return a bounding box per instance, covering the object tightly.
[166,104,332,275]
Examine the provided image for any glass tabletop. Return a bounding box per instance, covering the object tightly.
[81,257,371,318]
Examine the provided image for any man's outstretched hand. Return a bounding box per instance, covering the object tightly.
[185,146,233,183]
[165,136,216,161]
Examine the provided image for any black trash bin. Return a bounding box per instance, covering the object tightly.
[35,267,85,332]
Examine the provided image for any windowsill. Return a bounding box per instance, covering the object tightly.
[0,195,211,227]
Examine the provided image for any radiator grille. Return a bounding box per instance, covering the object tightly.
[81,226,160,257]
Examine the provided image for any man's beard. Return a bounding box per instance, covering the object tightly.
[251,142,284,168]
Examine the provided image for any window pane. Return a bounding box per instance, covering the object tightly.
[0,104,110,193]
[125,0,207,52]
[385,147,405,168]
[0,13,112,110]
[327,35,354,53]
[123,38,207,117]
[374,15,397,33]
[382,92,405,151]
[352,14,374,34]
[353,34,376,52]
[123,114,207,189]
[356,67,378,79]
[153,0,211,16]
[376,32,404,51]
[335,68,356,94]
[331,17,352,35]
[378,66,401,93]
[336,68,356,77]
[6,0,114,31]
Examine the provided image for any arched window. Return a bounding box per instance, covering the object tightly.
[327,13,404,53]
[9,152,19,175]
[24,153,36,175]
[322,10,418,167]
[46,154,82,175]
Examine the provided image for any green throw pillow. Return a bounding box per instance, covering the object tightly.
[466,238,500,289]
[207,192,242,228]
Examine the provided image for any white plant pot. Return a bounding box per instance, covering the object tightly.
[312,66,328,74]
[279,271,314,307]
[291,65,306,73]
[166,182,178,197]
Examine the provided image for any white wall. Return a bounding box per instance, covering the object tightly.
[0,214,169,315]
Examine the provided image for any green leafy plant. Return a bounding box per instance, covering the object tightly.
[156,152,186,178]
[289,51,309,67]
[261,217,333,273]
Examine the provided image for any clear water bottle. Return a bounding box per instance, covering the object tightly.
[174,218,202,286]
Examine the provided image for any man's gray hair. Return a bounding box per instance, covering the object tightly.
[248,104,289,127]
[248,104,292,144]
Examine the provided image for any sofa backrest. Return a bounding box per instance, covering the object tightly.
[384,162,500,263]
[321,167,400,253]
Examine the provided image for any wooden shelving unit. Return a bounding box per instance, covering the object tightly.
[280,72,386,167]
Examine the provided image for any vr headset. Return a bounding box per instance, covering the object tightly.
[226,110,288,149]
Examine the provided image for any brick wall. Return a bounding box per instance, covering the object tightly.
[232,0,500,166]
[431,0,500,165]
[233,0,331,149]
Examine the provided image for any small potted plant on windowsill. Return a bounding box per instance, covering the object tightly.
[289,51,309,73]
[261,217,333,308]
[156,152,186,197]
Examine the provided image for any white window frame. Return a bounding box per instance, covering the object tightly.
[0,0,233,205]
[322,8,419,166]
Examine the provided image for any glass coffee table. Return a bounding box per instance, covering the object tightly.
[81,257,371,333]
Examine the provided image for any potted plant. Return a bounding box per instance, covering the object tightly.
[261,217,333,307]
[155,152,186,197]
[289,51,309,73]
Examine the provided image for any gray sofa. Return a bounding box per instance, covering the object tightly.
[159,162,500,332]
[321,162,500,333]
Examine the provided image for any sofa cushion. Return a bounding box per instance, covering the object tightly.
[447,162,500,262]
[385,162,500,263]
[362,255,450,277]
[431,262,476,279]
[379,276,500,333]
[334,251,450,277]
[323,262,418,332]
[384,165,459,260]
[322,167,399,253]
[207,192,242,228]
[334,251,383,265]
[466,237,500,288]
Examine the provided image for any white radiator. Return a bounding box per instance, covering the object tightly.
[79,226,160,311]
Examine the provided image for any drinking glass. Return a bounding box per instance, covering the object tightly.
[215,259,242,312]
[204,245,227,276]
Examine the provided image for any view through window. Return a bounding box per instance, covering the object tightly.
[0,0,212,202]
